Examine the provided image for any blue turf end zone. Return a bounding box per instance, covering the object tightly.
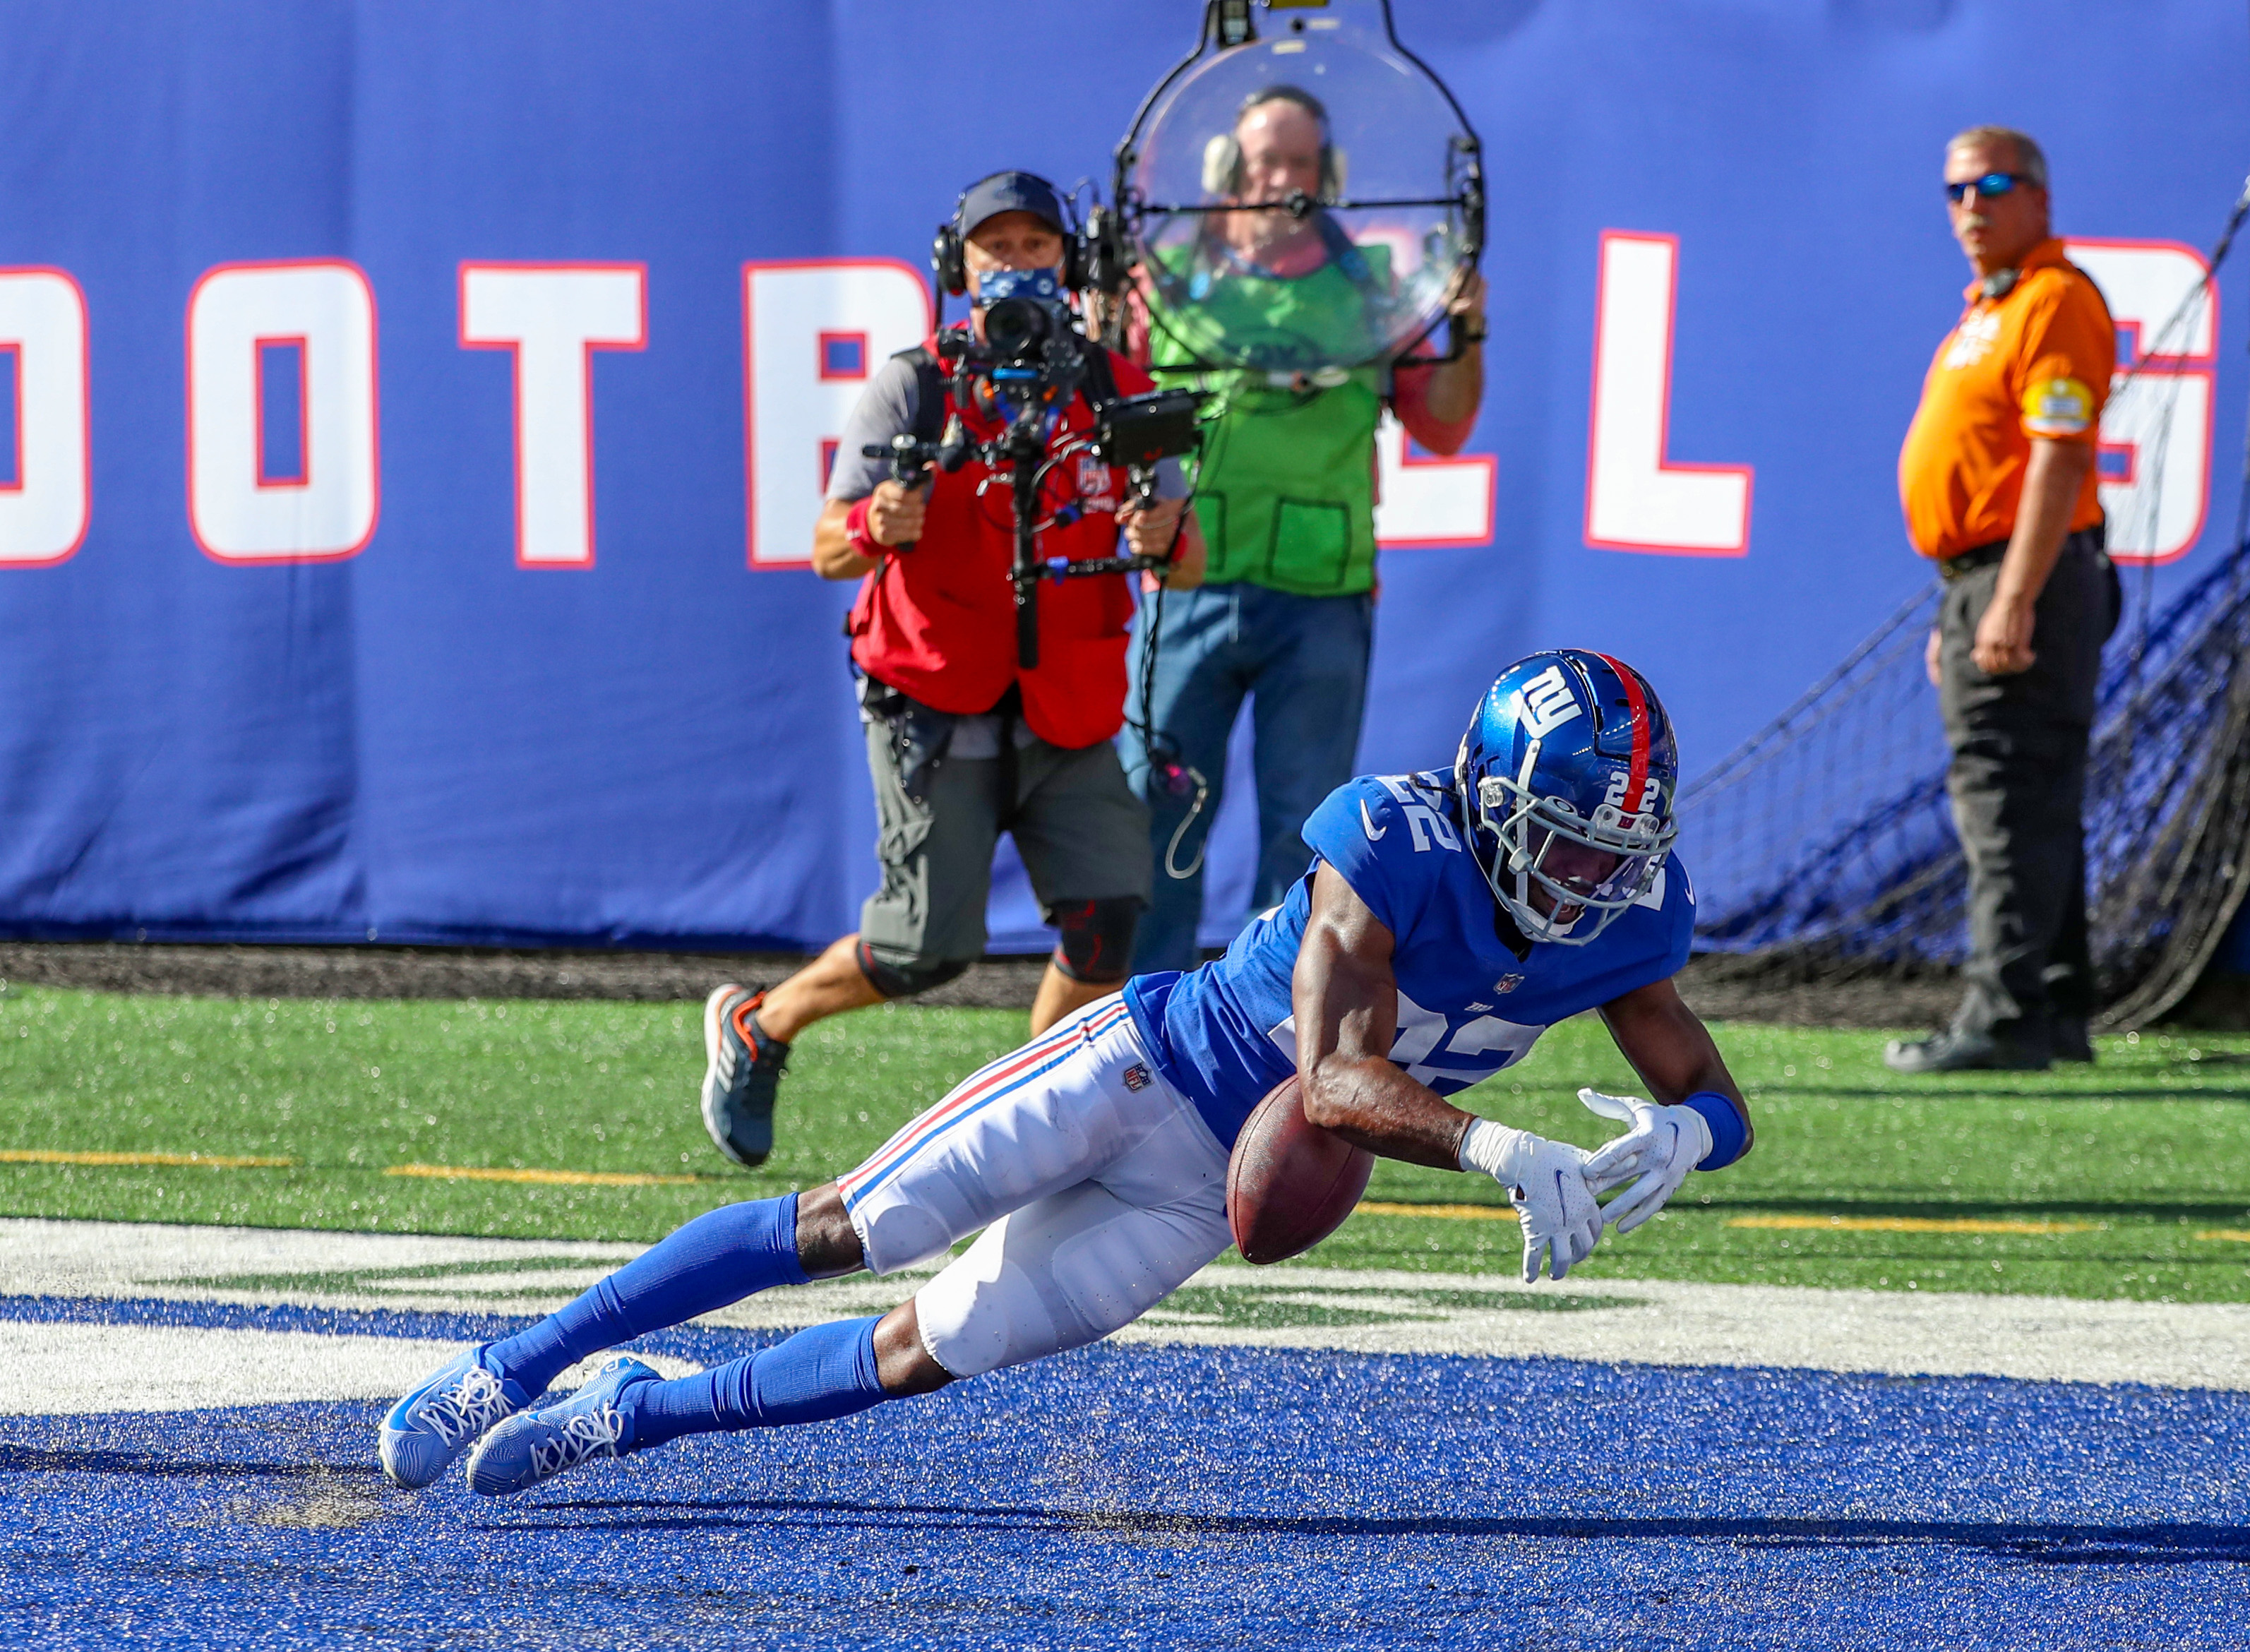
[1,1310,2245,1651]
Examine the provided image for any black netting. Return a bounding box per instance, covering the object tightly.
[1679,534,2250,1028]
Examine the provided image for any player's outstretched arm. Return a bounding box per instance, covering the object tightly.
[1292,863,1474,1168]
[1293,864,1603,1281]
[1582,978,1754,1232]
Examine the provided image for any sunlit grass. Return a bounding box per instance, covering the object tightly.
[1,985,2244,1302]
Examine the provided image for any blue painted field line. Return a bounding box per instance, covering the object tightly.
[4,1314,2247,1648]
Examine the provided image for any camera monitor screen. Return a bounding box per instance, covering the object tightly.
[1123,3,1478,378]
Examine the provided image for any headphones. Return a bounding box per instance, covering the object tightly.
[933,173,1093,299]
[1200,84,1348,202]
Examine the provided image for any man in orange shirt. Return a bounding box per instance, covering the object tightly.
[1889,126,2121,1073]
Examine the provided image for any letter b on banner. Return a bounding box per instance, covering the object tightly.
[188,261,379,563]
[743,260,931,568]
[0,268,90,565]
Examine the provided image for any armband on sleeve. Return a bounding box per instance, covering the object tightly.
[845,496,880,558]
[1682,1091,1749,1171]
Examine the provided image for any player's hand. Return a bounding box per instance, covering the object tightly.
[1925,626,1942,688]
[867,474,930,547]
[1578,1088,1713,1235]
[1459,1118,1604,1283]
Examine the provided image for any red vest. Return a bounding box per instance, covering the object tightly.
[848,336,1154,751]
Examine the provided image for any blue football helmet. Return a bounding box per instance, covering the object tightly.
[1454,650,1680,945]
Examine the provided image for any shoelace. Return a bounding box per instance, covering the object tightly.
[525,1403,630,1480]
[422,1364,513,1446]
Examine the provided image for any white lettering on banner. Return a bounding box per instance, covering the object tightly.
[459,263,647,568]
[742,260,932,568]
[1372,410,1495,549]
[186,261,378,563]
[0,268,89,565]
[1584,231,1753,557]
[2064,238,2217,566]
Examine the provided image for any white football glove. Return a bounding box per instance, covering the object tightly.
[1459,1118,1604,1283]
[1579,1088,1714,1235]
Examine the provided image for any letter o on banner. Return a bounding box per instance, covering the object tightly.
[0,268,91,566]
[187,261,379,563]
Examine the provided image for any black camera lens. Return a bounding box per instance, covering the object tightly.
[983,296,1053,364]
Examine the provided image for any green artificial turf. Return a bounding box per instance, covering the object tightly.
[2,983,2247,1303]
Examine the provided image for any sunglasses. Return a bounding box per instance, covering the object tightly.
[1946,172,2035,204]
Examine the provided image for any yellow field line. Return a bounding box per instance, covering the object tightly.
[2195,1229,2250,1244]
[385,1163,703,1188]
[1728,1214,2096,1236]
[0,1148,295,1170]
[1356,1200,1519,1223]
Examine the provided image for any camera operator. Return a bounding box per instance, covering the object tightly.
[698,170,1204,1170]
[1124,85,1487,972]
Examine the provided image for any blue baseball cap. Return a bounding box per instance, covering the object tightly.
[954,171,1066,238]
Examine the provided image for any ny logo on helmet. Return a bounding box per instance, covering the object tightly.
[1515,666,1582,739]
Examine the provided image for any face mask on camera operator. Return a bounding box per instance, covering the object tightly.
[962,209,1067,342]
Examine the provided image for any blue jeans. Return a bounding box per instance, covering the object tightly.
[1120,582,1373,971]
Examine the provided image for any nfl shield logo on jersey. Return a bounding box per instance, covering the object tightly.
[1077,453,1117,510]
[1494,974,1524,994]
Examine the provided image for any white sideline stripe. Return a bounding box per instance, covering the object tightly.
[1120,1267,2250,1392]
[0,1322,705,1417]
[0,1322,467,1415]
[4,1218,2250,1394]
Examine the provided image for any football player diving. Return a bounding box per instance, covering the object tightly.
[380,650,1753,1497]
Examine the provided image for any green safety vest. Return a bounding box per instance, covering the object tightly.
[1149,243,1389,597]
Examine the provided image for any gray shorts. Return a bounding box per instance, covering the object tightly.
[859,719,1151,969]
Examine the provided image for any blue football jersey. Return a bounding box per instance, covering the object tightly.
[1123,770,1696,1148]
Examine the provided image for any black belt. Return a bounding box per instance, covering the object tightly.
[1937,539,2009,582]
[1937,524,2107,583]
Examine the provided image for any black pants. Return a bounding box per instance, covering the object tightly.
[1938,527,2120,1040]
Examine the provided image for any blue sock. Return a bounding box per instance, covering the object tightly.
[486,1194,810,1395]
[628,1315,890,1447]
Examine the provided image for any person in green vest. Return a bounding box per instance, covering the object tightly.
[1124,84,1488,970]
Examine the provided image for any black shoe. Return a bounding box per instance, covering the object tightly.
[2051,1019,2095,1064]
[700,983,790,1167]
[1882,1028,2051,1074]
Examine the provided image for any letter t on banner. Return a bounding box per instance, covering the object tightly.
[1584,232,1753,556]
[460,263,647,568]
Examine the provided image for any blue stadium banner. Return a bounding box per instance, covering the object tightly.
[0,1,2242,949]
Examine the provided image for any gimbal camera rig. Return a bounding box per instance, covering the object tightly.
[863,296,1202,670]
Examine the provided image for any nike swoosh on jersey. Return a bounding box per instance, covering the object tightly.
[1358,800,1387,841]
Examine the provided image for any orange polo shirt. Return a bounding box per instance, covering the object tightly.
[1898,239,2114,559]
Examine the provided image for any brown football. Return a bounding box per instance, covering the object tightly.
[1226,1075,1375,1266]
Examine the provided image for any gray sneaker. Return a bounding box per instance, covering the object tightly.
[1883,1029,2050,1074]
[700,983,790,1167]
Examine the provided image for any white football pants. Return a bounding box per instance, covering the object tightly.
[836,993,1232,1379]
